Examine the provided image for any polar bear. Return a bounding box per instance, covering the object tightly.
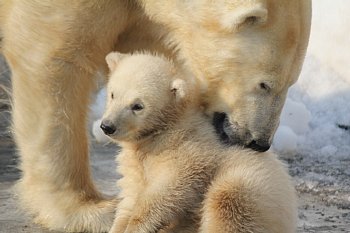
[101,51,297,233]
[0,1,310,231]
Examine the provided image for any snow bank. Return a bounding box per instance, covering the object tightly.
[272,1,350,157]
[307,0,350,84]
[275,55,350,158]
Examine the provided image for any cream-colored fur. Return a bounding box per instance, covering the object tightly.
[140,0,312,149]
[0,1,309,231]
[102,52,297,233]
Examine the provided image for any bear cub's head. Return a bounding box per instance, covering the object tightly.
[100,52,197,142]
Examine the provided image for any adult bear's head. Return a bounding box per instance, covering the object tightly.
[140,0,311,151]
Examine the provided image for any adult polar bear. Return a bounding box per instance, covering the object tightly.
[0,0,311,232]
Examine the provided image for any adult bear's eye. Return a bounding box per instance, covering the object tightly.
[111,93,114,99]
[259,82,271,91]
[131,103,144,112]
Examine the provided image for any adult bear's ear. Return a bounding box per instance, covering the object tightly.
[105,52,127,71]
[171,79,187,101]
[221,3,268,31]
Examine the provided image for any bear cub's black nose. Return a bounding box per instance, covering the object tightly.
[100,120,116,135]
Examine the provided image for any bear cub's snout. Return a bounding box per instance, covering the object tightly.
[100,120,117,135]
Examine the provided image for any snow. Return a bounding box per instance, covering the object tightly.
[307,0,350,85]
[279,98,311,135]
[273,0,350,158]
[273,126,298,156]
[90,87,107,122]
[90,0,350,160]
[90,87,111,144]
[274,54,350,158]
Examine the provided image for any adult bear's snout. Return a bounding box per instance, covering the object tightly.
[247,140,271,152]
[100,120,117,135]
[212,112,230,144]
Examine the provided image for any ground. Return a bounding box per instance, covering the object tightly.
[0,56,349,233]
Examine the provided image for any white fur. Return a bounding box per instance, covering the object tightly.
[104,53,297,233]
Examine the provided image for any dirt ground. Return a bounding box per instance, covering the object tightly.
[0,55,349,232]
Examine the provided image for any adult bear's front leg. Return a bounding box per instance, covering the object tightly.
[1,1,132,232]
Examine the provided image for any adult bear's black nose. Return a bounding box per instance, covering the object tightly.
[100,120,116,135]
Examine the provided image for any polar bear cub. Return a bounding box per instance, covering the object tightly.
[101,52,297,233]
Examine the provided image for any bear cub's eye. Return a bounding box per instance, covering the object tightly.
[131,103,144,112]
[111,93,114,99]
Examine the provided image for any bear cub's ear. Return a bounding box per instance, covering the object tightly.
[105,52,127,71]
[171,79,187,101]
